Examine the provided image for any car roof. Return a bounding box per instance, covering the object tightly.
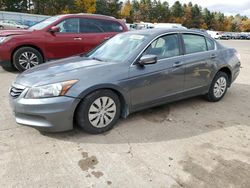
[57,13,117,21]
[125,28,210,37]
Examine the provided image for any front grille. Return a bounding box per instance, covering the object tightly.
[10,87,24,98]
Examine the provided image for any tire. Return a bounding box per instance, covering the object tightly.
[0,25,4,30]
[76,90,121,134]
[205,71,229,102]
[2,65,17,72]
[13,47,43,71]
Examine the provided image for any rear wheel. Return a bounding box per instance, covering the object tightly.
[76,90,121,134]
[13,47,43,71]
[205,71,229,102]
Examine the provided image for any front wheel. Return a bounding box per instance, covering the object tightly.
[13,47,43,71]
[205,71,229,102]
[76,90,121,134]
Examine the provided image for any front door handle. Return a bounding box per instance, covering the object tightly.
[173,61,183,68]
[74,37,82,41]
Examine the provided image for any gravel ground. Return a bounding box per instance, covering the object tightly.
[0,40,249,188]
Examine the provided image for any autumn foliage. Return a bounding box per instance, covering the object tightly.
[0,0,249,31]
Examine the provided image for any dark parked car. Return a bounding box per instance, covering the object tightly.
[220,32,231,40]
[239,33,248,39]
[9,29,241,134]
[0,14,127,71]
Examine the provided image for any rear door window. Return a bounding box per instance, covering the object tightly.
[80,18,123,33]
[182,34,207,54]
[80,18,103,33]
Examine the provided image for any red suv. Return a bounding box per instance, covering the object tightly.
[0,14,127,71]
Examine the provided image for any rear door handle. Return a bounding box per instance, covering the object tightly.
[74,37,82,41]
[210,54,217,59]
[173,61,183,68]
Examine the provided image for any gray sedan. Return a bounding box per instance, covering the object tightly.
[9,29,241,134]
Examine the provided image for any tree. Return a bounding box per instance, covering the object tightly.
[31,0,74,15]
[191,4,202,28]
[0,0,249,32]
[171,1,183,18]
[182,3,192,27]
[120,0,132,19]
[75,0,96,13]
[203,8,214,30]
[150,0,170,23]
[96,0,122,18]
[1,0,29,12]
[241,19,250,31]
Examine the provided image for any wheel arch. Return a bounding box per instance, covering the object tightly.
[11,44,45,64]
[217,66,232,86]
[74,85,130,120]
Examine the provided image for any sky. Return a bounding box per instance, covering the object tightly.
[166,0,250,17]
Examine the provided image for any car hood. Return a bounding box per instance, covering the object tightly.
[0,29,32,37]
[15,56,117,87]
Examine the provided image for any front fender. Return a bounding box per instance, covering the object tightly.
[73,83,131,118]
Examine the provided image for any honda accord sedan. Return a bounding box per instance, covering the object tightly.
[9,29,241,134]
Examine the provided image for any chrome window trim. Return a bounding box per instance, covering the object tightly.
[130,31,216,67]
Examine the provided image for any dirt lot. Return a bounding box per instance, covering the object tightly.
[0,40,250,188]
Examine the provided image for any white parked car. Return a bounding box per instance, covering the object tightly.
[154,23,187,29]
[207,30,222,39]
[0,20,28,30]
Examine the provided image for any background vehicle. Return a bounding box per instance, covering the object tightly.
[0,11,49,27]
[9,29,241,134]
[207,31,222,39]
[239,33,248,39]
[154,23,187,29]
[0,20,28,30]
[0,14,127,71]
[220,32,231,40]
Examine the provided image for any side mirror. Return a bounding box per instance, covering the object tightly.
[49,26,60,33]
[139,55,157,65]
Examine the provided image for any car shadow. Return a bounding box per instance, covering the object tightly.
[42,83,250,144]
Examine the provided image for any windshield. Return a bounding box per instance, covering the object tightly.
[29,16,61,30]
[88,33,147,63]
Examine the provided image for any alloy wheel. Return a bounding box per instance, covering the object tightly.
[18,52,39,70]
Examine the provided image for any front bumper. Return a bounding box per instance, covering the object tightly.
[0,43,12,67]
[9,84,81,132]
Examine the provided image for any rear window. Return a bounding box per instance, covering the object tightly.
[183,34,207,54]
[206,38,215,51]
[101,20,124,32]
[80,18,123,33]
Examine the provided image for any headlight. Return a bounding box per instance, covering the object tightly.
[25,80,78,99]
[0,36,11,43]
